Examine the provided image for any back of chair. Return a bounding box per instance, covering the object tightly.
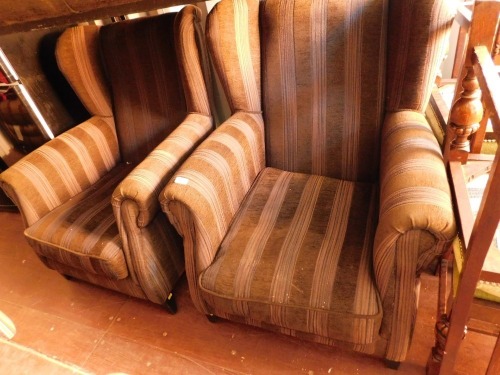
[100,13,187,165]
[207,0,456,182]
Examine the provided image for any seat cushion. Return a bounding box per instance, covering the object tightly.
[24,163,133,280]
[200,167,382,345]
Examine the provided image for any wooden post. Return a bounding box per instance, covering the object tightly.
[446,66,484,163]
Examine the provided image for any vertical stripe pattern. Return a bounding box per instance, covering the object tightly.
[163,0,457,363]
[100,13,187,164]
[374,111,456,361]
[199,168,381,344]
[161,111,265,312]
[385,0,457,112]
[311,0,328,175]
[175,5,212,116]
[260,0,386,181]
[55,26,113,117]
[206,0,261,113]
[342,0,363,180]
[113,113,212,228]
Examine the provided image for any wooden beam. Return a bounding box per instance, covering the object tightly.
[0,0,201,35]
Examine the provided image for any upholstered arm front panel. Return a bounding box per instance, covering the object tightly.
[385,0,456,112]
[161,111,265,312]
[374,111,456,361]
[55,26,113,117]
[0,116,119,227]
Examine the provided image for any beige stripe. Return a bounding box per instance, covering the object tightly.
[311,0,328,175]
[226,115,264,177]
[388,138,442,157]
[127,169,161,193]
[381,159,442,192]
[308,180,353,335]
[58,132,100,183]
[380,186,452,215]
[80,213,117,261]
[232,171,293,315]
[35,147,82,196]
[178,11,210,115]
[342,0,363,180]
[79,119,117,170]
[383,119,433,139]
[194,148,240,213]
[149,149,179,167]
[212,131,252,190]
[234,0,260,110]
[72,28,110,115]
[374,234,397,297]
[270,175,324,326]
[179,169,229,238]
[14,161,61,209]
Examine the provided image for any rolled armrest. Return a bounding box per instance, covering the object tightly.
[160,111,265,311]
[375,111,456,278]
[112,113,213,228]
[0,116,119,227]
[374,111,456,361]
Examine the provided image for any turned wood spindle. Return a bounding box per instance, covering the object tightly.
[448,66,484,162]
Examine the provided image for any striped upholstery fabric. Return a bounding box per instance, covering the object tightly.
[206,0,261,113]
[0,6,214,306]
[207,0,386,181]
[25,163,133,280]
[55,26,113,117]
[42,258,148,300]
[162,0,457,363]
[200,167,381,345]
[162,111,265,312]
[113,113,212,228]
[374,111,456,359]
[175,5,212,117]
[260,0,386,182]
[386,0,456,112]
[100,13,187,165]
[0,116,119,227]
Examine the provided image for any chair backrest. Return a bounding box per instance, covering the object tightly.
[207,0,456,182]
[100,13,186,164]
[57,10,211,165]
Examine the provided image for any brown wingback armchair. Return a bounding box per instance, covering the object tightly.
[0,5,213,311]
[161,0,457,365]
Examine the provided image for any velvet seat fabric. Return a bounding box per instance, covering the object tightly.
[0,6,213,306]
[162,0,457,363]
